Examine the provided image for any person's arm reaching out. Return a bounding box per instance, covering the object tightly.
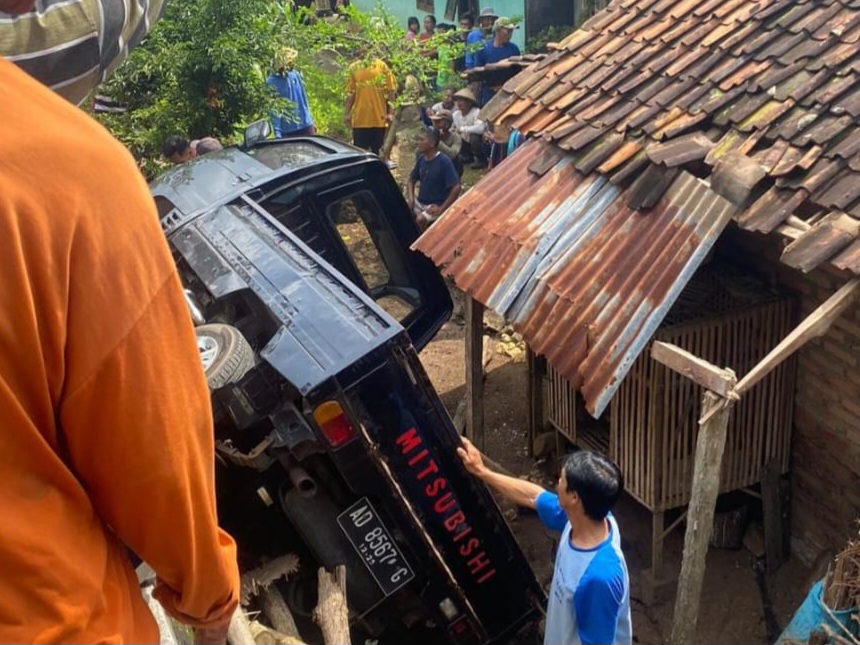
[458,438,546,509]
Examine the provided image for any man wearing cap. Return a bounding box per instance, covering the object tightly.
[474,17,521,105]
[465,7,497,69]
[268,46,316,137]
[430,109,463,176]
[451,87,488,169]
[407,127,461,230]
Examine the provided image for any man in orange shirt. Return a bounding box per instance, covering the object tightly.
[0,1,240,643]
[344,57,397,155]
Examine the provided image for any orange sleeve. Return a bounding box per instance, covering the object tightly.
[59,271,240,628]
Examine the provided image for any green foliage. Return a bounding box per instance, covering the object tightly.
[526,24,575,54]
[97,0,463,176]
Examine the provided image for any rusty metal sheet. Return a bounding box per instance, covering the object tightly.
[413,139,736,417]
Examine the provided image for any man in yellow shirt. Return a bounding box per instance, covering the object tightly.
[345,58,396,155]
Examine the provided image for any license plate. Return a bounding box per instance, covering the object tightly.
[337,498,415,596]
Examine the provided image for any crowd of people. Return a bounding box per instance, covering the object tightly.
[162,9,524,231]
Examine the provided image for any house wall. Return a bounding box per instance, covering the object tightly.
[727,227,860,563]
[351,0,526,50]
[525,0,574,40]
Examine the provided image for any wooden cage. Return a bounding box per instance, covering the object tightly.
[533,267,798,574]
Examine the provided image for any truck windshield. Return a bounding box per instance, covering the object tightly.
[326,191,418,320]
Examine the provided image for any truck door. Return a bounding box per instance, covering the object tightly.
[255,162,452,350]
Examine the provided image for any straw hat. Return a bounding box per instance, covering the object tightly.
[273,46,298,73]
[452,87,477,105]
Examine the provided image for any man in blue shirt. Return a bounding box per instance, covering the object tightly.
[474,17,522,105]
[458,439,632,645]
[267,47,315,137]
[463,7,496,69]
[406,127,461,230]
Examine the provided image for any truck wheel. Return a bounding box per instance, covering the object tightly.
[195,324,254,389]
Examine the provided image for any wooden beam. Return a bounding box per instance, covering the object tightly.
[670,391,734,644]
[651,341,737,397]
[313,566,350,645]
[465,297,485,452]
[735,278,860,395]
[761,459,784,572]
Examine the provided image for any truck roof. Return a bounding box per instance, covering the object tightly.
[172,200,403,394]
[151,137,371,228]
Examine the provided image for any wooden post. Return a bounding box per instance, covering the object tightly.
[259,586,301,640]
[313,566,351,645]
[652,280,860,642]
[652,343,738,643]
[651,511,665,578]
[761,458,784,572]
[669,391,734,643]
[527,349,544,458]
[465,297,485,452]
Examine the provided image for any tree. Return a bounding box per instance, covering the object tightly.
[96,0,459,177]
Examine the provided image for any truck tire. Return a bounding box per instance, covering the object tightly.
[195,324,254,389]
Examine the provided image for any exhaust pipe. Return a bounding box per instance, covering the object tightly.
[288,466,317,498]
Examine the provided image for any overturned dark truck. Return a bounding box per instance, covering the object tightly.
[150,134,544,644]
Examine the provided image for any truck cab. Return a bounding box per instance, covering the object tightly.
[150,136,544,644]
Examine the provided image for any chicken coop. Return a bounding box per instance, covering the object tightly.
[530,265,798,576]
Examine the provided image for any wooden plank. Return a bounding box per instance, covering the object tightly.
[736,278,860,395]
[652,511,665,578]
[761,458,784,572]
[651,341,737,397]
[670,391,734,645]
[465,297,485,452]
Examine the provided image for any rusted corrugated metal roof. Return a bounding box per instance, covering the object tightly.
[414,139,736,416]
[474,0,860,275]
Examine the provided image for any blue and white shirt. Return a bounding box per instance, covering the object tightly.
[536,492,632,645]
[266,70,314,136]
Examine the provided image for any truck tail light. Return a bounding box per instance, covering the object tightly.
[448,615,480,644]
[312,401,356,447]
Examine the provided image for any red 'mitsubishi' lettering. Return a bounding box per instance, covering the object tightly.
[396,428,422,454]
[434,492,457,514]
[394,427,498,588]
[443,510,466,532]
[468,551,492,576]
[425,477,446,497]
[416,459,439,481]
[459,537,480,557]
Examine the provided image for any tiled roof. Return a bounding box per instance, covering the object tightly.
[414,139,736,416]
[480,0,860,274]
[460,54,545,83]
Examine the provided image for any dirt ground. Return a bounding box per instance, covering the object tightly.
[419,320,814,645]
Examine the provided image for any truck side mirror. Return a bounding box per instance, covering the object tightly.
[243,119,272,149]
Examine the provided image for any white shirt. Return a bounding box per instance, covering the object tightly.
[453,106,485,136]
